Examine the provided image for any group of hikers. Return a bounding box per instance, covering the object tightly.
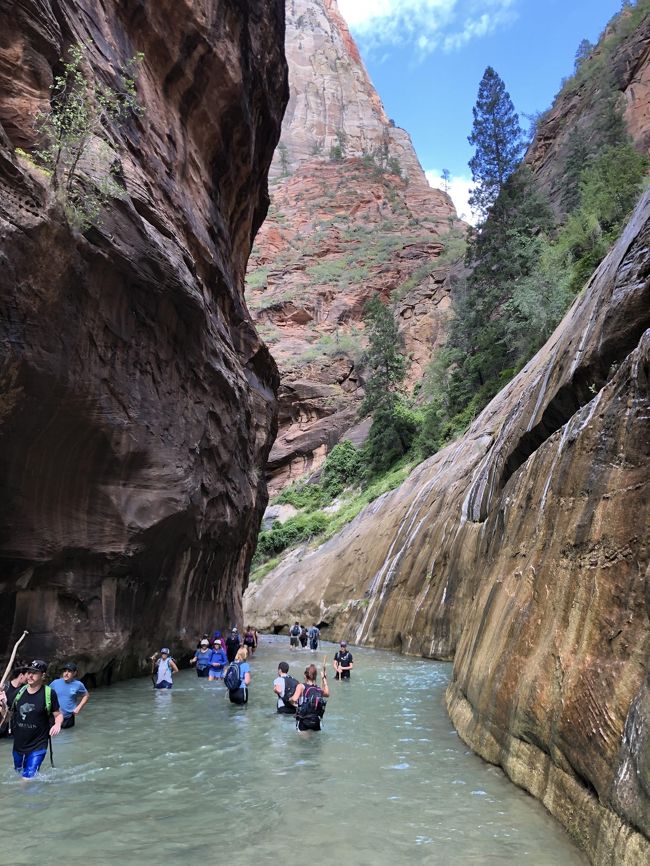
[288,622,321,651]
[1,625,355,778]
[0,659,90,778]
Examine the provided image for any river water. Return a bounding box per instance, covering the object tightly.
[0,637,586,865]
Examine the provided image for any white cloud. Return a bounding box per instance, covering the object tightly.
[425,169,477,225]
[338,0,518,56]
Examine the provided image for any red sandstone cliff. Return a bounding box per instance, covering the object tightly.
[248,0,459,492]
[0,0,288,679]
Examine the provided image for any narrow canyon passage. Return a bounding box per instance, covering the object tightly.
[0,638,586,864]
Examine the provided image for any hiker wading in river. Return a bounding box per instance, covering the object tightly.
[291,663,329,732]
[11,660,63,778]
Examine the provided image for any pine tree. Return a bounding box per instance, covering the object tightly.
[360,295,406,416]
[468,67,524,222]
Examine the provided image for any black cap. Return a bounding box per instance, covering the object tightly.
[26,659,48,673]
[62,662,78,672]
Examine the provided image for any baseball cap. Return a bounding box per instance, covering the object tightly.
[160,648,170,654]
[340,641,347,647]
[62,662,78,672]
[26,659,48,673]
[231,627,238,633]
[200,639,209,646]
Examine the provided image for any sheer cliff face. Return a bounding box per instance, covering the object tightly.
[249,0,458,492]
[245,189,650,863]
[0,0,288,678]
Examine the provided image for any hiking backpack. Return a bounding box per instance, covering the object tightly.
[224,662,241,691]
[290,625,300,637]
[282,675,299,706]
[296,684,326,724]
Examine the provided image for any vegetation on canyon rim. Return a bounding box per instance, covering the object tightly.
[29,43,143,229]
[251,1,649,575]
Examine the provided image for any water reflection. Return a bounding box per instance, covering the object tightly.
[0,637,586,865]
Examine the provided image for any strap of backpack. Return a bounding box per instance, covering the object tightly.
[44,684,52,714]
[11,684,28,712]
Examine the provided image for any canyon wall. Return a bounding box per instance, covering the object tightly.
[245,187,650,863]
[246,0,459,492]
[0,0,288,679]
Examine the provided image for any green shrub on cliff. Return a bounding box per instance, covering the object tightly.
[34,44,143,229]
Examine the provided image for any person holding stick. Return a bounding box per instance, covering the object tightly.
[334,641,354,680]
[11,660,63,778]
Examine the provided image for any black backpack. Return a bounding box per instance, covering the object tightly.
[282,675,299,706]
[296,684,326,722]
[224,662,241,691]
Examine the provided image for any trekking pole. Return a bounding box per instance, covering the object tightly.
[48,736,55,768]
[0,630,29,727]
[0,630,29,688]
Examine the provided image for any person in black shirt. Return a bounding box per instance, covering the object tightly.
[225,628,241,663]
[334,642,354,680]
[12,660,63,778]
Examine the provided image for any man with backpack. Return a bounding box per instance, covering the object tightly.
[11,659,63,778]
[334,642,354,680]
[289,622,301,650]
[308,624,320,652]
[290,663,329,732]
[273,662,298,714]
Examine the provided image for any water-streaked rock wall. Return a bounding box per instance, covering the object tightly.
[245,189,650,862]
[0,0,288,679]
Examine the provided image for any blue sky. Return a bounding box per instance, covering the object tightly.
[337,0,625,220]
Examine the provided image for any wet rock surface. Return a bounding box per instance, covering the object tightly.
[0,0,288,680]
[245,189,650,862]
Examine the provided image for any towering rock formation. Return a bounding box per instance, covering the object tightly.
[526,6,650,216]
[0,0,288,678]
[247,0,459,492]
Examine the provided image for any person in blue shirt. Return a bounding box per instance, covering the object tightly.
[190,639,213,677]
[227,647,251,705]
[49,662,90,729]
[208,640,227,681]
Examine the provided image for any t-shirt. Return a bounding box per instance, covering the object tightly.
[237,662,250,690]
[12,685,60,754]
[50,678,88,716]
[274,675,297,712]
[334,651,353,677]
[194,649,213,670]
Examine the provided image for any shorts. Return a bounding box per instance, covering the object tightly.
[61,714,76,727]
[289,637,299,647]
[277,704,296,715]
[196,667,210,678]
[154,681,173,689]
[297,718,321,732]
[13,748,48,778]
[208,672,224,681]
[228,687,248,705]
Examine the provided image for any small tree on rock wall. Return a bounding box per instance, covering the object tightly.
[35,43,143,229]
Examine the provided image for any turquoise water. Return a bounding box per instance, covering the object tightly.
[0,637,586,865]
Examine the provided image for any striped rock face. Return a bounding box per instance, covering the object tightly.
[0,0,288,680]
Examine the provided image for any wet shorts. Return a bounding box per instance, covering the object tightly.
[290,637,299,647]
[13,748,48,778]
[228,687,248,705]
[154,681,173,689]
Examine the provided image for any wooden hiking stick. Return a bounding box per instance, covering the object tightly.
[321,655,327,680]
[0,630,29,689]
[0,630,29,725]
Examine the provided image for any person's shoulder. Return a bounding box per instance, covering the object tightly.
[74,680,88,692]
[49,678,64,688]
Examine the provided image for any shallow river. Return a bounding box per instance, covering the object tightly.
[0,637,586,865]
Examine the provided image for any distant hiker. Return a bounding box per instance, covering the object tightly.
[289,622,301,650]
[225,647,251,705]
[273,661,299,715]
[150,649,178,690]
[209,640,228,681]
[212,630,226,652]
[334,642,354,680]
[50,662,90,724]
[291,663,329,732]
[190,639,213,677]
[0,662,28,738]
[243,626,257,656]
[308,624,320,652]
[299,626,308,648]
[11,660,63,778]
[225,628,241,663]
[196,633,211,650]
